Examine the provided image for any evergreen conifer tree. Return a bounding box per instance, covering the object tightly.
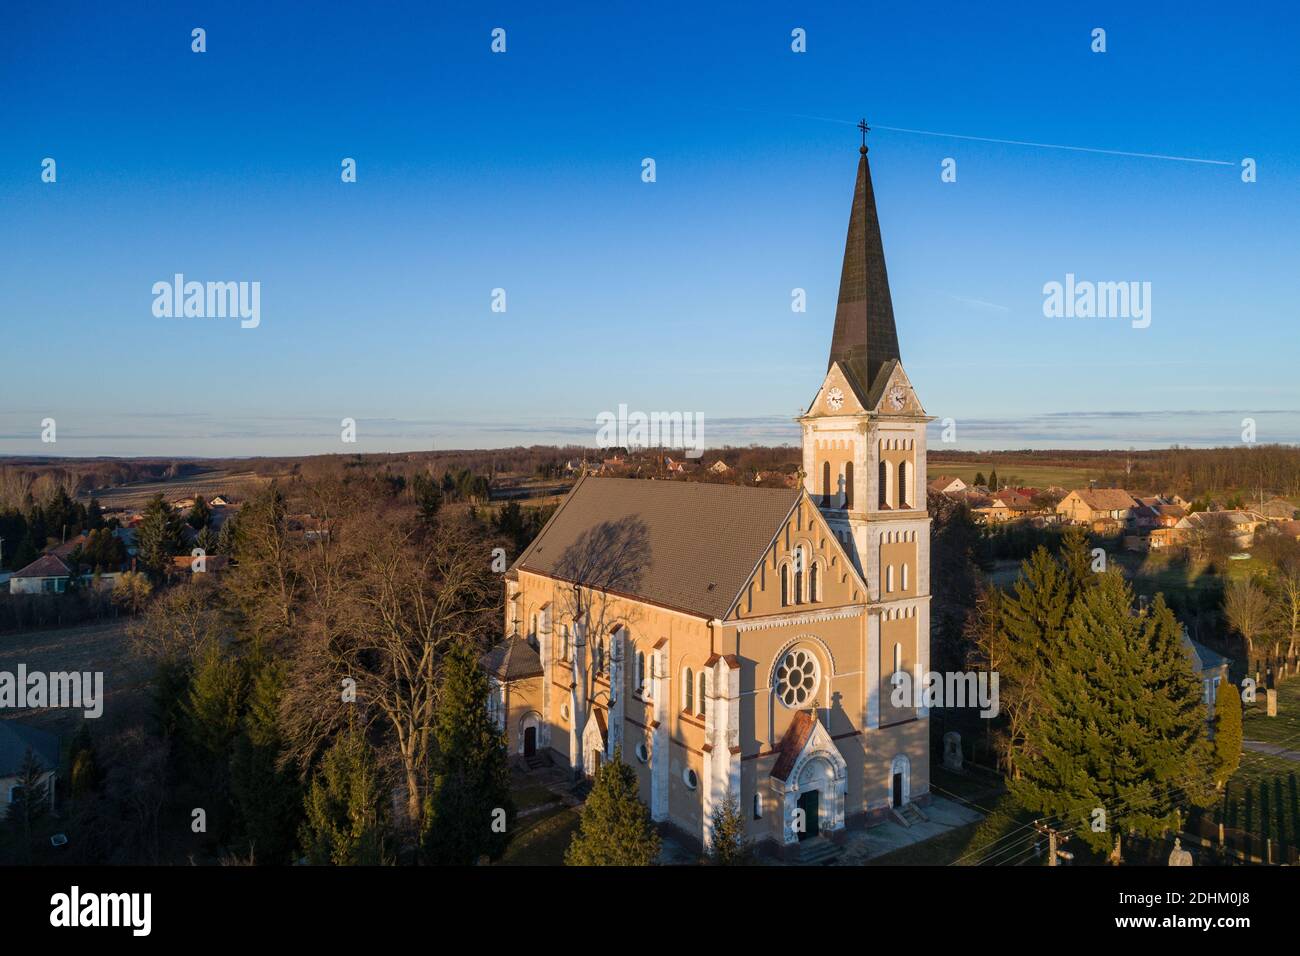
[135,493,185,576]
[231,658,302,864]
[1213,682,1243,788]
[300,726,390,865]
[707,790,752,865]
[423,643,514,864]
[1012,574,1215,856]
[565,747,660,866]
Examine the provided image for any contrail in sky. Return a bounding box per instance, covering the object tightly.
[723,106,1236,166]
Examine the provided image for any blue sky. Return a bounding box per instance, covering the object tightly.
[1,1,1297,456]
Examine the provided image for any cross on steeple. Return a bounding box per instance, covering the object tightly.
[857,117,870,152]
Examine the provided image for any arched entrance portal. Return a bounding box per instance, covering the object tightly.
[890,753,911,807]
[796,756,834,841]
[518,712,541,757]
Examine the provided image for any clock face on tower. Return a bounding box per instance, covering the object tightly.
[887,385,907,410]
[825,386,844,411]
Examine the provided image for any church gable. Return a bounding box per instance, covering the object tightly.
[866,359,926,417]
[726,493,866,620]
[805,361,868,419]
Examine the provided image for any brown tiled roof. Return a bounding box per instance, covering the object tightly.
[771,710,816,782]
[1070,488,1137,511]
[480,634,543,682]
[512,475,801,619]
[12,554,72,579]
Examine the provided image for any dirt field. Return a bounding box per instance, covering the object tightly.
[0,621,151,741]
[81,469,274,510]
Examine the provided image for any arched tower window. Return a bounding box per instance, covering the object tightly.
[697,671,708,717]
[878,460,888,508]
[886,564,895,593]
[683,667,694,712]
[902,563,909,591]
[821,461,831,507]
[809,562,819,603]
[637,651,646,691]
[844,461,854,509]
[794,549,804,605]
[898,461,908,509]
[780,564,790,606]
[893,642,902,676]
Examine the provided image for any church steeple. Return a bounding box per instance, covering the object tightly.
[827,124,900,402]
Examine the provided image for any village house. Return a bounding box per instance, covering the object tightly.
[926,475,966,495]
[973,490,1036,524]
[8,554,74,594]
[1182,631,1230,733]
[1257,497,1298,521]
[1055,488,1138,531]
[486,142,933,856]
[1173,510,1268,550]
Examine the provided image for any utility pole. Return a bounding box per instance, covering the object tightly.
[1034,820,1072,866]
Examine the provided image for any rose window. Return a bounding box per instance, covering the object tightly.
[775,649,819,708]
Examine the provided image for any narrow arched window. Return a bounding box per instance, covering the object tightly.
[878,460,888,508]
[898,461,908,509]
[886,564,895,593]
[901,563,909,592]
[809,562,819,603]
[697,671,707,716]
[683,667,694,712]
[893,642,902,676]
[637,651,646,691]
[794,557,804,605]
[821,461,831,507]
[844,461,854,509]
[780,564,789,606]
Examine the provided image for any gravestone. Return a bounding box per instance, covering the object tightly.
[942,731,963,771]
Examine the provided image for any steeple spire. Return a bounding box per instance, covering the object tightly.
[827,127,900,401]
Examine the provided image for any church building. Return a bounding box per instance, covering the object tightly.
[486,138,933,854]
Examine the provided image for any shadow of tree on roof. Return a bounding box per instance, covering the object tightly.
[554,516,650,597]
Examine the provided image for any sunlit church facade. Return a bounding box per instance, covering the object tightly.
[485,140,933,855]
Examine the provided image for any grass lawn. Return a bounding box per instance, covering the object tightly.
[1242,677,1300,748]
[1219,753,1299,846]
[926,460,1096,490]
[498,804,582,865]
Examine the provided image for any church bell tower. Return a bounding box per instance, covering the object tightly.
[798,126,933,723]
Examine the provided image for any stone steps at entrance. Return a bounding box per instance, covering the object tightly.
[797,837,843,866]
[525,752,551,770]
[891,802,927,828]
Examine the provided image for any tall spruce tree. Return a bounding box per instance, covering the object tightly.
[1058,524,1095,596]
[135,493,185,576]
[230,658,302,864]
[422,643,514,864]
[565,747,660,866]
[1012,574,1215,856]
[300,726,390,865]
[187,497,212,531]
[991,546,1072,777]
[1213,682,1243,788]
[2,748,50,864]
